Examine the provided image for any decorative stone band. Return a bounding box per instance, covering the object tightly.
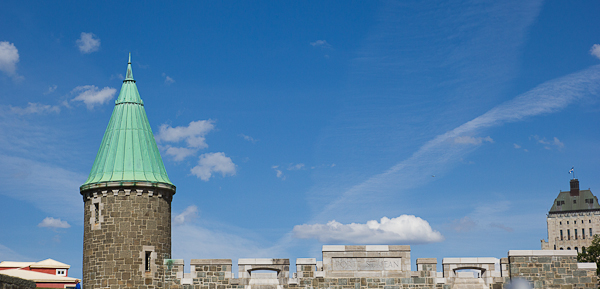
[80,182,175,202]
[80,180,176,192]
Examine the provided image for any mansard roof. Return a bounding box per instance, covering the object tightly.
[549,180,599,214]
[81,54,173,190]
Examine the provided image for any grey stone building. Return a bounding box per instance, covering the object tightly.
[541,179,600,252]
[80,54,176,288]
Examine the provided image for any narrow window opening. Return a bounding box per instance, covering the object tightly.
[560,230,563,240]
[560,247,564,250]
[145,251,151,272]
[567,247,571,250]
[574,200,577,204]
[575,229,578,240]
[567,221,569,224]
[567,229,570,240]
[583,247,586,253]
[575,247,578,252]
[94,203,100,225]
[583,229,586,239]
[554,245,556,250]
[590,228,593,236]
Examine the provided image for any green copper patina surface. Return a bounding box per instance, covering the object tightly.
[81,54,173,188]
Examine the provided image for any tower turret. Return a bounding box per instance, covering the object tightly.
[81,54,175,288]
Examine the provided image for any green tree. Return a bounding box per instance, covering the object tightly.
[577,234,600,276]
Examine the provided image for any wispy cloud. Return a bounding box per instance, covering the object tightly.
[174,205,198,225]
[0,41,23,80]
[76,32,100,54]
[71,85,117,109]
[162,73,175,85]
[293,215,443,244]
[43,85,58,95]
[450,216,477,232]
[165,146,197,162]
[0,243,30,261]
[191,152,236,181]
[38,217,71,229]
[453,136,494,145]
[310,40,332,49]
[272,165,285,180]
[10,102,60,115]
[287,163,305,170]
[530,135,564,150]
[312,65,600,222]
[239,134,257,143]
[490,223,514,232]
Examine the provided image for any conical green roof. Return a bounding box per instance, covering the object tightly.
[81,54,173,188]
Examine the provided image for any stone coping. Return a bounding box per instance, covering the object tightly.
[508,250,577,256]
[577,263,597,269]
[238,259,290,265]
[191,259,232,265]
[296,258,316,265]
[416,258,437,264]
[442,257,498,264]
[322,245,410,252]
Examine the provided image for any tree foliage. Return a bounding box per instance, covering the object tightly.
[577,234,600,276]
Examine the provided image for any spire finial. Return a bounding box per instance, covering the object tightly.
[124,53,134,82]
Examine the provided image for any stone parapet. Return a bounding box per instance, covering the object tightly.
[508,250,597,289]
[416,258,437,272]
[323,245,411,277]
[0,273,36,289]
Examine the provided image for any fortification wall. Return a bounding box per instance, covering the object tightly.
[160,247,597,289]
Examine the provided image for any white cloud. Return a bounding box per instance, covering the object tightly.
[293,215,444,244]
[38,217,71,229]
[162,73,175,85]
[552,137,564,149]
[156,120,215,149]
[165,146,197,162]
[76,32,100,54]
[239,134,257,143]
[190,152,236,181]
[287,163,305,170]
[43,85,58,95]
[590,44,600,60]
[450,216,476,232]
[174,205,198,225]
[513,143,521,149]
[310,40,332,49]
[272,165,285,180]
[0,41,23,80]
[71,85,117,109]
[453,136,493,145]
[10,102,60,115]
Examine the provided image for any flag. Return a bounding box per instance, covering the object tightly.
[569,167,574,174]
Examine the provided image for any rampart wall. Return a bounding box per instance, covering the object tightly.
[160,246,597,289]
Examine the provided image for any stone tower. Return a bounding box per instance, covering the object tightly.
[80,54,175,288]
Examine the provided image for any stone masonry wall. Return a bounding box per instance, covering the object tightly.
[161,249,598,289]
[0,274,35,289]
[508,250,597,289]
[82,185,173,289]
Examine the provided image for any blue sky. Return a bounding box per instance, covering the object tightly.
[1,0,600,278]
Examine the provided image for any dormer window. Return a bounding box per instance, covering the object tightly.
[573,200,577,204]
[56,269,66,276]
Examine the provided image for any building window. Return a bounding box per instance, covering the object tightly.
[574,200,577,204]
[575,247,578,252]
[567,221,569,224]
[583,247,586,253]
[590,228,593,236]
[560,230,563,240]
[560,248,563,250]
[583,229,586,239]
[590,220,592,223]
[568,229,571,240]
[56,269,66,276]
[94,203,100,224]
[554,245,556,250]
[567,247,571,250]
[560,221,562,225]
[575,229,578,239]
[582,220,584,224]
